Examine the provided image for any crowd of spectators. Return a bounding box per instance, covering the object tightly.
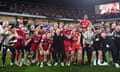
[0,1,120,19]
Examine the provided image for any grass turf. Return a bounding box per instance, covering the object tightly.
[0,52,120,72]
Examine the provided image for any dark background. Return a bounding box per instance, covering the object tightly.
[1,0,119,8]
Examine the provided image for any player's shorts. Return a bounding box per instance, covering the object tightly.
[64,40,72,52]
[25,45,31,52]
[93,45,102,51]
[30,44,39,51]
[43,46,49,51]
[14,41,22,50]
[72,42,82,52]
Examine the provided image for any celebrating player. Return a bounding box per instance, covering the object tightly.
[71,27,82,64]
[39,33,52,68]
[80,15,94,30]
[63,24,72,66]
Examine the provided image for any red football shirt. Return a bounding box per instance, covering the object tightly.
[80,20,90,28]
[63,29,72,36]
[16,29,26,37]
[31,35,41,44]
[16,29,26,46]
[41,38,51,50]
[72,32,81,41]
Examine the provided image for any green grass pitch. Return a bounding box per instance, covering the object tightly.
[0,52,120,72]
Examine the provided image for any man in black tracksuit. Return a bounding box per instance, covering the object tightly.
[112,26,120,68]
[52,29,65,66]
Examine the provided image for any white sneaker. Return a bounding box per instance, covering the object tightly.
[25,60,31,66]
[2,65,5,69]
[47,63,52,67]
[115,63,120,68]
[10,63,14,66]
[19,62,23,67]
[15,61,19,66]
[54,62,58,66]
[67,62,70,66]
[93,60,96,66]
[24,62,30,66]
[40,62,43,68]
[101,62,109,66]
[40,64,43,68]
[32,59,36,63]
[98,60,102,65]
[61,62,64,66]
[19,59,24,67]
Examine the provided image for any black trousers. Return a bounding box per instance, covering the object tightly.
[52,48,65,63]
[82,44,92,64]
[110,46,120,64]
[105,38,120,64]
[102,47,109,62]
[115,44,120,61]
[112,39,120,64]
[2,45,16,66]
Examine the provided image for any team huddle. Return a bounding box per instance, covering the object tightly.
[0,15,120,69]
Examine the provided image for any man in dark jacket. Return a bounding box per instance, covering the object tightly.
[52,29,65,66]
[112,26,120,68]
